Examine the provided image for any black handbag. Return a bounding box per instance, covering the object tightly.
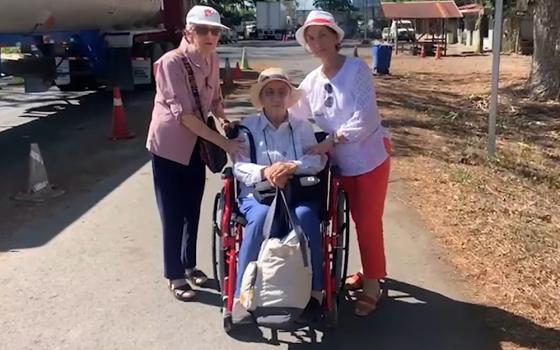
[181,56,227,174]
[253,175,322,206]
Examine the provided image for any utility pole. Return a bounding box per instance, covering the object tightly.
[488,0,504,158]
[364,0,368,42]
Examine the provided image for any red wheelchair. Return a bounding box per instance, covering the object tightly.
[211,132,350,332]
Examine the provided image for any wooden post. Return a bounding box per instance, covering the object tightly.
[444,19,448,56]
[395,18,399,55]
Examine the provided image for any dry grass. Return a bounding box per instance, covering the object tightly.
[375,54,560,349]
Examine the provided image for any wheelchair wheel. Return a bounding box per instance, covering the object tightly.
[333,188,350,294]
[211,190,226,293]
[223,306,234,333]
[325,294,339,329]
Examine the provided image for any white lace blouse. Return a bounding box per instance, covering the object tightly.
[290,56,390,176]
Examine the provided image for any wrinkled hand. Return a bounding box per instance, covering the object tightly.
[264,162,297,188]
[272,174,291,189]
[305,139,334,155]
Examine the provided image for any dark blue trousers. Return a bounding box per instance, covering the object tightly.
[152,150,206,280]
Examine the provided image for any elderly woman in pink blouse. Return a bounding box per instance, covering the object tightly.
[290,11,392,316]
[146,5,243,301]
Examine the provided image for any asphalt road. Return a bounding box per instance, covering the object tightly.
[0,43,500,350]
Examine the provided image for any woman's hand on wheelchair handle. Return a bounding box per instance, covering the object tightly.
[305,139,334,155]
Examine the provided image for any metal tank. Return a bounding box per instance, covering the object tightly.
[0,0,162,33]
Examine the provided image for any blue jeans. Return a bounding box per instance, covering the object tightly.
[235,197,323,297]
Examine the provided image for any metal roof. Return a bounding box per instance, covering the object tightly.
[381,1,463,19]
[458,3,485,16]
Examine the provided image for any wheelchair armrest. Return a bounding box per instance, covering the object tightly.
[221,167,234,179]
[298,175,321,187]
[254,180,273,192]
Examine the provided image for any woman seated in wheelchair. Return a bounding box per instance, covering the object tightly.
[233,67,326,319]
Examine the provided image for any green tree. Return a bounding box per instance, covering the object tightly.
[197,0,255,27]
[313,0,356,12]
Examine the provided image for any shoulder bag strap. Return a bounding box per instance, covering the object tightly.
[180,55,205,122]
[261,188,310,267]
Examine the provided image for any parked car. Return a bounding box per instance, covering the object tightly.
[391,20,416,42]
[245,23,257,39]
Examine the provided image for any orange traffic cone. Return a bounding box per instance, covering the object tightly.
[110,87,134,140]
[234,62,242,80]
[435,45,442,60]
[420,44,426,58]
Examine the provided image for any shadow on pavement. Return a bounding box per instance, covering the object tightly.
[226,279,560,350]
[0,88,153,252]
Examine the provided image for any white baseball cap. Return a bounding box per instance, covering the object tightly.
[295,11,345,49]
[186,5,229,30]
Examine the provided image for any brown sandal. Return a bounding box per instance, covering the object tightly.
[186,269,208,287]
[169,281,196,301]
[354,292,380,316]
[345,272,364,291]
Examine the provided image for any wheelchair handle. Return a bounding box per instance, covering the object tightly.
[224,122,257,163]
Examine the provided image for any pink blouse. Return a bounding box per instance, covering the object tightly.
[146,38,223,165]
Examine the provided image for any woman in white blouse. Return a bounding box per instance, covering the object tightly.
[290,11,392,316]
[233,67,327,319]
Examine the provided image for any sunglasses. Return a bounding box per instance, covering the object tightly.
[193,26,221,36]
[324,83,334,107]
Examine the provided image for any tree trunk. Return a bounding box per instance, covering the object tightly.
[530,0,560,100]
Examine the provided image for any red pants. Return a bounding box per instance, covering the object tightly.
[340,139,391,280]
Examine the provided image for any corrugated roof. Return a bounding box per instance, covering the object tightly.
[381,1,463,19]
[458,3,484,15]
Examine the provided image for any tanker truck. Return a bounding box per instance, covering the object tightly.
[0,0,191,92]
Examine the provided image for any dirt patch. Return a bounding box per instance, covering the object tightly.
[371,53,560,349]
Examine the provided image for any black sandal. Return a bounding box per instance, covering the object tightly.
[186,269,208,287]
[169,281,196,301]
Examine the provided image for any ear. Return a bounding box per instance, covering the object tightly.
[184,28,193,43]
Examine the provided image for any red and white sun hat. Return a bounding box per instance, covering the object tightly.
[186,5,229,30]
[295,10,345,49]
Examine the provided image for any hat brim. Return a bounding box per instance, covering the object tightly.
[250,79,301,110]
[187,19,229,30]
[295,23,345,49]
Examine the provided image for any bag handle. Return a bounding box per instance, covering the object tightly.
[262,188,310,267]
[180,55,206,122]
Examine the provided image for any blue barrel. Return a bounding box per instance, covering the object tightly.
[372,44,393,75]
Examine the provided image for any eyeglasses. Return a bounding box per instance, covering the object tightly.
[324,83,333,107]
[193,26,221,36]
